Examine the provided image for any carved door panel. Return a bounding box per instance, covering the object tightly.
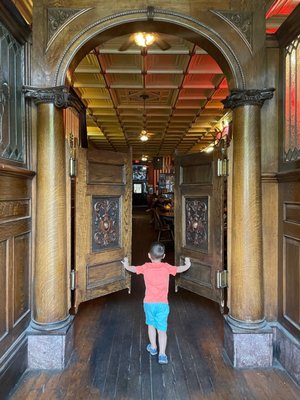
[174,150,225,308]
[75,148,132,308]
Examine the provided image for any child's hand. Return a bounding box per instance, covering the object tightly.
[121,257,129,268]
[184,257,191,268]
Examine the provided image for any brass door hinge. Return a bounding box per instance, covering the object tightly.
[70,270,77,290]
[217,158,228,176]
[216,270,228,288]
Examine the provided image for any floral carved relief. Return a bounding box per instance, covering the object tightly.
[185,197,208,251]
[213,11,253,51]
[47,7,91,49]
[92,197,120,252]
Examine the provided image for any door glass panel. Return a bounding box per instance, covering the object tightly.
[0,22,25,163]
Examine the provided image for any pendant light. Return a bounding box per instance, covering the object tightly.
[139,94,149,142]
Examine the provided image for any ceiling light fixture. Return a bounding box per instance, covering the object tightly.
[141,155,148,161]
[134,32,156,47]
[139,94,150,142]
[140,130,149,142]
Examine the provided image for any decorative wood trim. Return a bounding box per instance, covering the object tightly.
[222,88,275,109]
[23,86,86,112]
[0,163,35,178]
[0,0,31,44]
[277,169,300,183]
[47,7,91,51]
[261,173,278,183]
[212,10,253,52]
[277,3,300,47]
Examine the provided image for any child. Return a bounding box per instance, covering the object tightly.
[121,242,191,364]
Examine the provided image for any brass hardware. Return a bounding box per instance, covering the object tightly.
[216,270,228,288]
[69,157,76,177]
[217,158,228,176]
[68,132,77,177]
[70,270,76,290]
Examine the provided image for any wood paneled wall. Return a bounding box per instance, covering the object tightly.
[0,167,34,397]
[278,175,300,339]
[0,2,32,396]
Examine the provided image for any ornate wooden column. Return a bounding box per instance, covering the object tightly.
[223,88,275,368]
[23,86,78,369]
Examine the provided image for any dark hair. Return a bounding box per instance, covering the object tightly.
[149,242,165,260]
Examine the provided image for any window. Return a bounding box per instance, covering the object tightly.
[284,34,300,162]
[133,183,142,194]
[0,21,25,163]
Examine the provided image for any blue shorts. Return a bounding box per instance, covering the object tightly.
[143,303,170,332]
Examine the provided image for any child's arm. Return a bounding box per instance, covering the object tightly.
[121,257,137,273]
[176,257,191,273]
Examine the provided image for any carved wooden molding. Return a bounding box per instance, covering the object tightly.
[212,10,253,52]
[261,173,278,183]
[47,7,91,50]
[0,163,35,178]
[222,88,275,109]
[23,85,85,111]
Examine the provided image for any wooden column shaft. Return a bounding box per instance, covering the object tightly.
[34,102,68,327]
[230,105,264,324]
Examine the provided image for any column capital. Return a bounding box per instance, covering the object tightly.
[23,85,85,111]
[222,88,275,109]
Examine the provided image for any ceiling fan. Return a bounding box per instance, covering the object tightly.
[118,32,171,52]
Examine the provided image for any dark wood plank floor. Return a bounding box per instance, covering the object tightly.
[9,207,300,399]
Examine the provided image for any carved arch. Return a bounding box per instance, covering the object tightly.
[53,7,247,90]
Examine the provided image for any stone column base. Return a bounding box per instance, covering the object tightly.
[224,316,273,368]
[27,316,74,370]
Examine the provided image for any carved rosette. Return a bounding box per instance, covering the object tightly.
[92,197,120,252]
[23,86,84,110]
[185,197,208,251]
[222,88,275,110]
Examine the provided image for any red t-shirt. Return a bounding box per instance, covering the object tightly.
[136,262,177,303]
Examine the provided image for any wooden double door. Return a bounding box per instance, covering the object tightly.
[74,148,225,311]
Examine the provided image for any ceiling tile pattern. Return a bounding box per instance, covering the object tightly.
[73,34,230,159]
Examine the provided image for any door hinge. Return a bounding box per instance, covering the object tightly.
[217,158,228,176]
[70,270,77,290]
[216,270,228,288]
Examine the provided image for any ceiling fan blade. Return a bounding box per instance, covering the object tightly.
[155,37,171,51]
[118,36,134,51]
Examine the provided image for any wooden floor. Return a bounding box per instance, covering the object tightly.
[9,207,300,399]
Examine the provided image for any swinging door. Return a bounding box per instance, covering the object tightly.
[174,149,225,308]
[74,148,132,308]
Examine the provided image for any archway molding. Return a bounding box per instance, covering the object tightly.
[52,7,248,90]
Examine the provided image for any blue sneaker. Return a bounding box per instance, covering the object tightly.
[146,344,158,356]
[158,354,168,364]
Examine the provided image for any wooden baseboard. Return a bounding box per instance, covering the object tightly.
[0,334,28,399]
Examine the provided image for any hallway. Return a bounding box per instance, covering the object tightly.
[9,208,300,400]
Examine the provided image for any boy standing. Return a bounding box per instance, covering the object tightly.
[122,242,191,364]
